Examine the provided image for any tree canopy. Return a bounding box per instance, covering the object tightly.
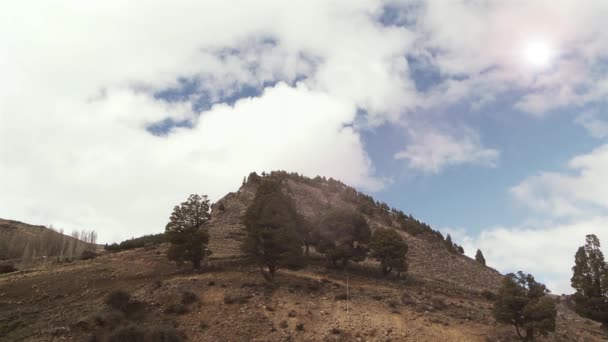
[369,228,408,276]
[165,194,211,268]
[493,271,556,341]
[314,209,371,267]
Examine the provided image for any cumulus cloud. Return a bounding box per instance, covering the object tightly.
[511,145,608,217]
[443,219,608,294]
[1,0,417,242]
[394,128,498,173]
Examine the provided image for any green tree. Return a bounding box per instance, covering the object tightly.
[475,249,486,265]
[369,228,408,276]
[295,214,314,256]
[571,234,608,331]
[242,179,302,281]
[314,209,371,267]
[493,271,556,341]
[165,194,211,268]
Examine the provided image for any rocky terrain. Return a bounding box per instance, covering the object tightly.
[1,172,606,341]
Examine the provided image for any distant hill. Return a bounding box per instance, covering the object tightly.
[0,218,97,262]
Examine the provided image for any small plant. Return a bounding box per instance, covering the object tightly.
[104,290,131,312]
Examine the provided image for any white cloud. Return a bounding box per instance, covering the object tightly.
[442,219,608,295]
[406,0,608,115]
[575,111,608,139]
[394,128,498,173]
[0,82,380,243]
[511,145,608,217]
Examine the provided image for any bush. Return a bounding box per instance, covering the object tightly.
[81,250,97,260]
[0,263,17,274]
[481,290,497,301]
[223,293,252,304]
[104,290,131,312]
[164,304,189,315]
[180,291,197,305]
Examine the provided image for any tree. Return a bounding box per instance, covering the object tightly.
[493,271,556,341]
[369,228,408,276]
[165,194,211,268]
[242,179,302,281]
[314,209,371,267]
[446,234,453,246]
[295,214,314,256]
[456,245,465,254]
[475,249,486,265]
[571,234,608,330]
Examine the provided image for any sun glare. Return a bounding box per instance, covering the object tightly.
[522,39,554,68]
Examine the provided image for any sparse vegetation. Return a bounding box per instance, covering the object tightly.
[165,194,212,269]
[104,233,166,252]
[493,271,556,341]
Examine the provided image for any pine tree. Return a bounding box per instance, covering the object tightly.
[369,228,408,276]
[165,194,211,268]
[571,234,608,330]
[242,179,302,281]
[475,249,486,265]
[446,234,453,246]
[494,271,556,341]
[314,209,371,268]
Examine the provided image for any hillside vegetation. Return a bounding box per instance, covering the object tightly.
[0,171,606,341]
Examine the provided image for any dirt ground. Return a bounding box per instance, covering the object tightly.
[0,247,606,342]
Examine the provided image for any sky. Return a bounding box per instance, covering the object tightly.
[1,0,608,294]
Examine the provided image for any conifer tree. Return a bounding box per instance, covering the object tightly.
[314,209,371,267]
[494,271,556,341]
[369,228,408,276]
[571,234,608,331]
[165,194,211,268]
[242,179,302,281]
[475,249,486,265]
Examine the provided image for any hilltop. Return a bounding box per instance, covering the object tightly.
[0,171,605,341]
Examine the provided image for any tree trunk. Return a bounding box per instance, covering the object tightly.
[304,244,310,257]
[192,259,201,269]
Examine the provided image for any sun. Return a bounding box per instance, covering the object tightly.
[522,39,554,68]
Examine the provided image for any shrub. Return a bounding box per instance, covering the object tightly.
[104,291,131,312]
[0,263,17,274]
[103,325,183,342]
[223,293,252,304]
[81,250,97,260]
[481,290,497,301]
[180,291,197,305]
[165,303,189,315]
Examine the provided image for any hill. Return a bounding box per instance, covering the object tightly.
[0,218,98,263]
[0,171,605,341]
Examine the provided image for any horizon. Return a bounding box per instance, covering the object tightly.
[3,1,608,295]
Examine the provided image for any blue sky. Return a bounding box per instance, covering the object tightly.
[2,0,608,294]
